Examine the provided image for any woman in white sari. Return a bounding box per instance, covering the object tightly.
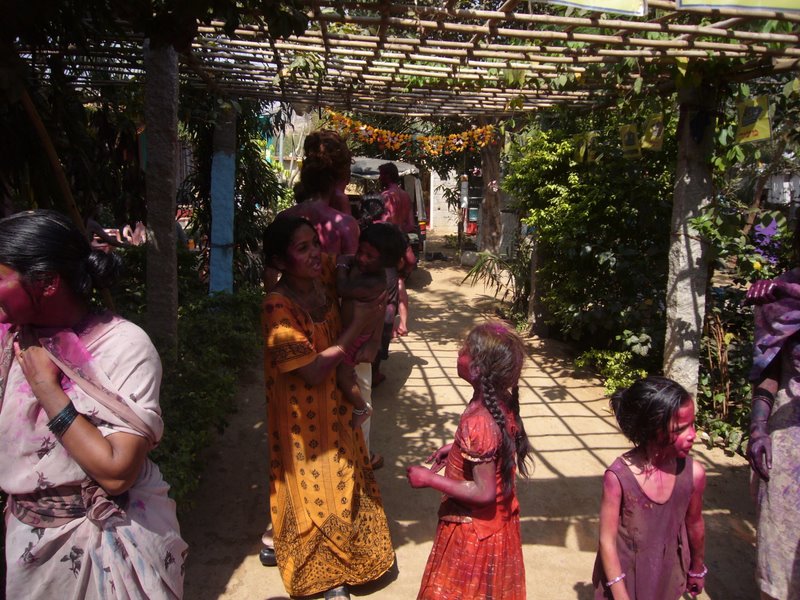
[0,210,186,599]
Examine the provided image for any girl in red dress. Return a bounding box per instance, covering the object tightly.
[407,321,533,600]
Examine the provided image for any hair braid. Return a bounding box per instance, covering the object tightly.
[481,373,516,497]
[509,384,533,479]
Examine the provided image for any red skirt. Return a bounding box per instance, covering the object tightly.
[418,516,525,600]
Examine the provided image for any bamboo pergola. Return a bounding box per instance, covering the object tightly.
[19,0,800,117]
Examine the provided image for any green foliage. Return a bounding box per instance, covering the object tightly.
[113,249,262,507]
[178,95,286,287]
[462,234,533,317]
[575,350,647,396]
[153,287,262,505]
[503,114,675,365]
[696,287,754,454]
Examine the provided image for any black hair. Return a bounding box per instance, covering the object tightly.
[300,130,352,199]
[262,215,316,269]
[610,376,691,449]
[465,322,533,497]
[0,210,121,298]
[379,162,400,184]
[358,193,387,229]
[359,223,407,268]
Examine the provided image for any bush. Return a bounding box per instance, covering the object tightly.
[153,288,262,505]
[112,247,262,507]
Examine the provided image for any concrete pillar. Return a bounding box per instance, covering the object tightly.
[209,105,236,294]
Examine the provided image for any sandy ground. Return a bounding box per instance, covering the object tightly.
[181,238,758,600]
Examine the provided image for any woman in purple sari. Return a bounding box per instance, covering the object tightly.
[745,272,800,600]
[0,210,186,599]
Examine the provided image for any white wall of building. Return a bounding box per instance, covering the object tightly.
[428,170,460,234]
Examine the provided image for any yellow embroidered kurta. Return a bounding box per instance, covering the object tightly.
[262,257,394,596]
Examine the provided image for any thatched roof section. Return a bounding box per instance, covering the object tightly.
[20,1,800,116]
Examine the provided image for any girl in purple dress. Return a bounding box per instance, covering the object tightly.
[593,376,707,600]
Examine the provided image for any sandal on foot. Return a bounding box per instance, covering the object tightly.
[259,546,277,567]
[324,585,350,600]
[370,453,384,470]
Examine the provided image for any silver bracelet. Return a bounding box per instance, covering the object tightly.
[352,406,369,416]
[605,572,626,587]
[687,565,708,578]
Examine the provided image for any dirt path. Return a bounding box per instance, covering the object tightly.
[181,242,757,600]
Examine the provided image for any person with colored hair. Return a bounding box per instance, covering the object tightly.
[407,321,533,599]
[0,210,186,599]
[744,269,800,600]
[335,223,406,428]
[593,376,707,599]
[261,215,394,600]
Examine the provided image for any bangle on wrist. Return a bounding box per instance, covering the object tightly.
[334,344,346,356]
[605,572,626,587]
[687,565,708,578]
[47,402,79,438]
[352,406,369,416]
[752,394,774,408]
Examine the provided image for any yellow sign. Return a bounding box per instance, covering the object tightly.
[678,0,799,11]
[620,124,641,159]
[735,96,771,144]
[547,0,646,16]
[573,134,588,163]
[573,132,600,163]
[641,114,664,151]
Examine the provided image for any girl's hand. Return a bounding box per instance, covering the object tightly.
[407,465,432,488]
[425,443,452,473]
[15,330,62,399]
[686,575,705,597]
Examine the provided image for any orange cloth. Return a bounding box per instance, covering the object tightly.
[263,255,394,596]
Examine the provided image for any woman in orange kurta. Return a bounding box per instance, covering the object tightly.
[262,215,394,600]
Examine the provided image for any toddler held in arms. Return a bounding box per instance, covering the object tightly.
[336,223,406,428]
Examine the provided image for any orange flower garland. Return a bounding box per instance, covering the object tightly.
[326,110,498,158]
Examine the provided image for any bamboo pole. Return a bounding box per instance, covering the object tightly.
[19,86,116,311]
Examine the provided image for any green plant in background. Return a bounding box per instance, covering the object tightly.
[112,246,262,507]
[462,232,533,320]
[178,94,286,288]
[575,349,647,396]
[503,114,675,370]
[153,287,262,505]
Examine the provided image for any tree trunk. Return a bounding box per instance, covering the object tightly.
[663,82,718,396]
[209,104,237,294]
[478,141,502,253]
[144,42,179,355]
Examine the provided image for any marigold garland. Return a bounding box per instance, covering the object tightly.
[325,110,498,158]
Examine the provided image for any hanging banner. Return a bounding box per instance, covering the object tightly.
[547,0,646,16]
[573,134,588,162]
[735,96,771,144]
[620,124,641,159]
[641,114,664,151]
[586,132,600,163]
[678,0,799,12]
[573,132,600,163]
